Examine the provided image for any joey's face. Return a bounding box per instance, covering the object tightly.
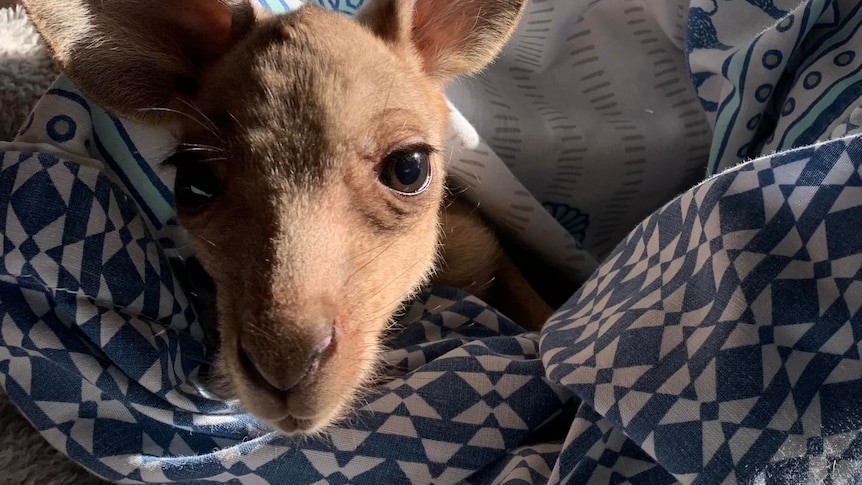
[24,0,526,434]
[168,7,450,433]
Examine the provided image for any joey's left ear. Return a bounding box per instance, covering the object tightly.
[21,0,260,124]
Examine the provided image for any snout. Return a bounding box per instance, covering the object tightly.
[236,316,336,417]
[204,182,442,434]
[239,324,334,393]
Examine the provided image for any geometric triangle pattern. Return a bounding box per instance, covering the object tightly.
[0,140,571,482]
[3,0,862,484]
[543,135,862,484]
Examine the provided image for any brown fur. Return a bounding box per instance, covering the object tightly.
[21,0,553,436]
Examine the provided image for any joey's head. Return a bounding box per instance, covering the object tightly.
[22,0,526,434]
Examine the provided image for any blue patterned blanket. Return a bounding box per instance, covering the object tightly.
[1,0,861,483]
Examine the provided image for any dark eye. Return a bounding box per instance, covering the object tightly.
[166,153,222,209]
[379,147,432,195]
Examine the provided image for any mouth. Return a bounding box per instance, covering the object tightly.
[270,414,320,435]
[201,369,336,436]
[247,387,344,436]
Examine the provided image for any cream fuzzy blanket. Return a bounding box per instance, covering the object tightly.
[0,5,56,142]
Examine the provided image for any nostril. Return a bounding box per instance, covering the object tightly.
[238,325,335,394]
[238,342,288,394]
[310,328,334,360]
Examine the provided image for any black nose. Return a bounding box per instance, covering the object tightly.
[238,326,334,394]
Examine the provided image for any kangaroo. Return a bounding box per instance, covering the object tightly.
[20,0,554,436]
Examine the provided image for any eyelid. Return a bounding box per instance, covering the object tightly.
[387,141,439,156]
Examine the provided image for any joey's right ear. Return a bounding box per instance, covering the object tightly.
[21,0,260,123]
[356,0,527,83]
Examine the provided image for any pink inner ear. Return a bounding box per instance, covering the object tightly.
[408,0,525,80]
[158,0,236,66]
[410,0,476,77]
[411,0,439,72]
[356,0,413,48]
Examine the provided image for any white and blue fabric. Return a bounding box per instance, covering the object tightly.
[1,0,862,483]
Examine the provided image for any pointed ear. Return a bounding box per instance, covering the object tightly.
[21,0,259,123]
[354,0,413,46]
[356,0,526,82]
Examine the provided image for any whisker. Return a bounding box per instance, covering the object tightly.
[344,237,401,286]
[244,320,271,338]
[136,107,219,139]
[187,231,218,248]
[177,142,224,153]
[173,147,222,154]
[361,257,430,310]
[227,111,247,135]
[175,97,222,138]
